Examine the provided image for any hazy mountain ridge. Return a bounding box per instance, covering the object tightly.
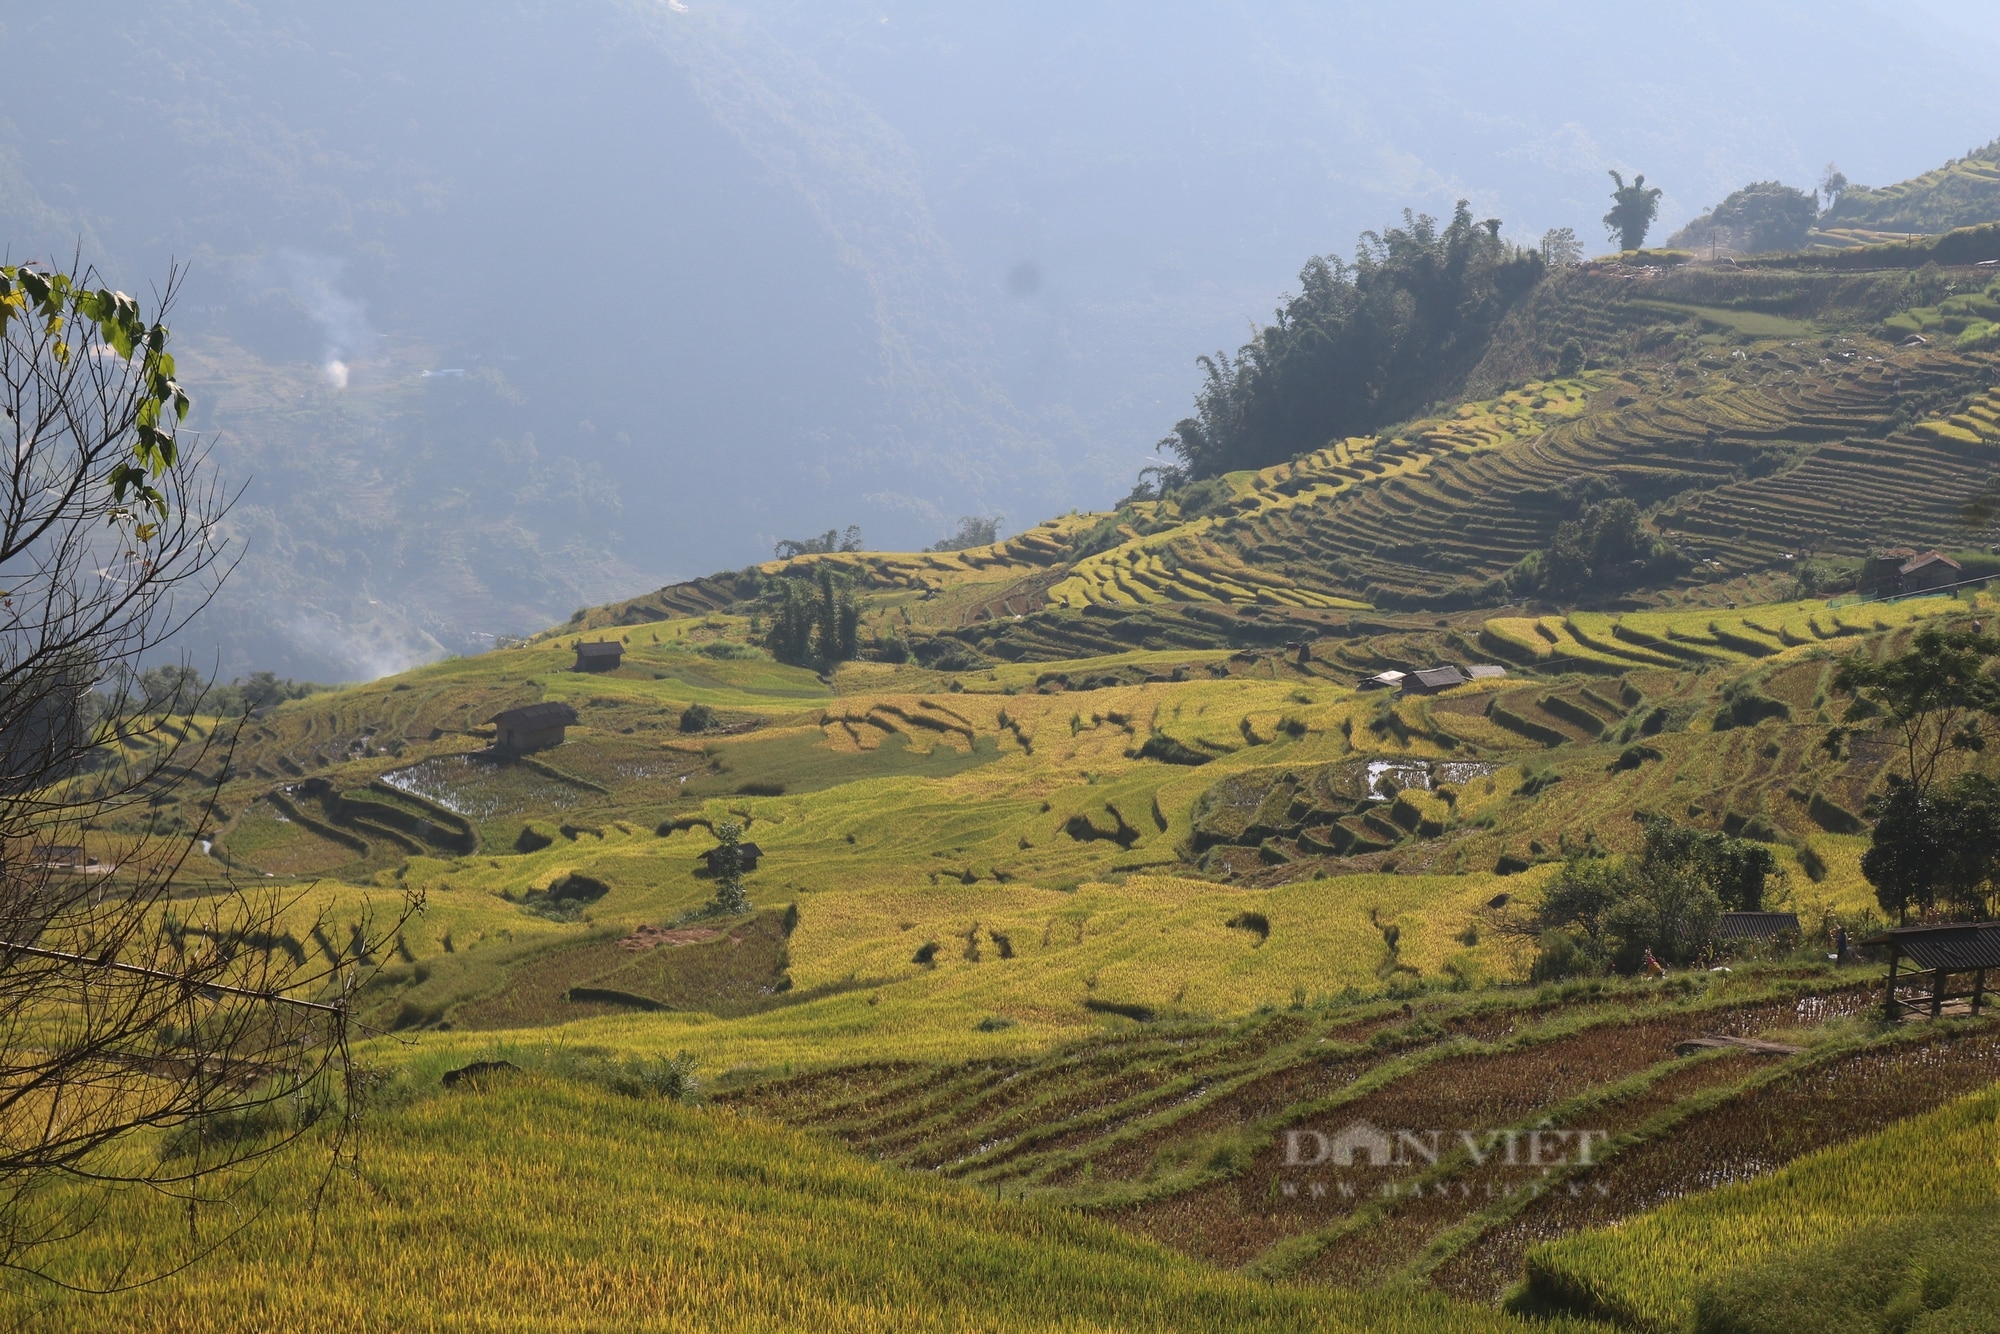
[5,2,2000,678]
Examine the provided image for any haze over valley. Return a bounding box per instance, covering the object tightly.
[6,1,2000,676]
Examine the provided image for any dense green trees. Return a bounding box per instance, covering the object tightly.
[764,565,859,672]
[1539,227,1583,268]
[103,666,324,719]
[1510,497,1687,599]
[1603,171,1663,251]
[1155,202,1543,478]
[1834,626,2000,920]
[1525,817,1773,978]
[774,527,861,559]
[1669,180,1818,254]
[927,515,1002,552]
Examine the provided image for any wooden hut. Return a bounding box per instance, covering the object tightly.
[1861,922,2000,1020]
[489,702,579,754]
[1716,911,1802,943]
[1860,548,1963,598]
[1401,666,1468,695]
[573,640,624,672]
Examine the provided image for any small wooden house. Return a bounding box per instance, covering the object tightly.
[573,640,624,672]
[1860,548,1963,598]
[1897,551,1963,595]
[1401,666,1468,695]
[699,842,763,873]
[489,702,579,754]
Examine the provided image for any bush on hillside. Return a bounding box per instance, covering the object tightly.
[926,515,1002,552]
[698,641,764,660]
[773,526,861,559]
[1510,497,1688,600]
[679,703,718,733]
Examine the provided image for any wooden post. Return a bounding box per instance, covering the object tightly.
[1931,966,1948,1019]
[1885,953,1900,1022]
[1975,969,1986,1017]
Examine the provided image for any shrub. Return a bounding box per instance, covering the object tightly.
[707,821,751,916]
[521,873,611,921]
[679,703,719,733]
[1713,683,1790,730]
[1529,929,1601,982]
[1611,744,1663,771]
[1137,733,1212,766]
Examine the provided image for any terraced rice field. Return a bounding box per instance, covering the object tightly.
[729,977,1992,1300]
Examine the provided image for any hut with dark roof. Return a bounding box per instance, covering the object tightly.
[1860,548,1963,598]
[1716,911,1802,942]
[489,701,579,754]
[573,640,624,672]
[699,842,763,873]
[1401,666,1468,695]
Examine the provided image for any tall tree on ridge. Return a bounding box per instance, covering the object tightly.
[1604,171,1664,251]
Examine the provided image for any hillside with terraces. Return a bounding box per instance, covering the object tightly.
[30,156,2000,1330]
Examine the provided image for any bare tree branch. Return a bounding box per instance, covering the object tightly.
[0,255,415,1285]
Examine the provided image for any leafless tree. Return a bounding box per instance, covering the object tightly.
[0,257,409,1282]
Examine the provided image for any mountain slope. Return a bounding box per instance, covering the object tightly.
[1820,135,2000,237]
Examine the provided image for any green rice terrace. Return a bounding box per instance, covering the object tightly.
[31,213,2000,1331]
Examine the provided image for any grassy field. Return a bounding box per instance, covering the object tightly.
[1516,1079,2000,1331]
[4,1077,1594,1334]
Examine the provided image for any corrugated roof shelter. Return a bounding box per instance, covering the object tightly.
[1362,670,1406,690]
[1401,666,1468,695]
[490,701,579,754]
[573,640,624,672]
[1716,911,1802,941]
[1466,664,1508,681]
[1860,922,2000,1020]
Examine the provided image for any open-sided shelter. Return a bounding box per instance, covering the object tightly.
[1861,922,2000,1020]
